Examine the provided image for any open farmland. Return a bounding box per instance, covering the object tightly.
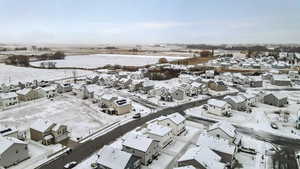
[0,63,92,84]
[30,54,187,68]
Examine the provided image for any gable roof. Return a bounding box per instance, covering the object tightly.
[0,92,17,99]
[224,95,246,104]
[122,134,154,152]
[30,119,56,133]
[167,113,185,124]
[16,88,33,95]
[0,136,26,154]
[207,99,228,108]
[208,121,236,138]
[146,123,172,137]
[178,146,225,169]
[98,146,132,169]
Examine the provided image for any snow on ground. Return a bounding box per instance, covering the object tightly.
[0,63,92,84]
[0,95,118,140]
[31,54,187,68]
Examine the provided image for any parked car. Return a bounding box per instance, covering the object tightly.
[133,113,141,119]
[64,161,78,169]
[91,162,100,169]
[271,122,279,129]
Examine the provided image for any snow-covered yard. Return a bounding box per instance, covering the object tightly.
[0,63,92,84]
[31,54,187,68]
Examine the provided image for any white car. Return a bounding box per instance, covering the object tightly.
[64,161,78,169]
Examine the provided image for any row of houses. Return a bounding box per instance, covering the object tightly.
[204,91,288,117]
[93,113,186,169]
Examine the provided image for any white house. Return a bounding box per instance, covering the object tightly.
[207,121,240,145]
[177,146,225,169]
[206,99,231,116]
[157,113,186,136]
[0,92,18,109]
[112,97,132,115]
[145,123,174,148]
[0,137,30,168]
[97,145,141,169]
[122,134,160,165]
[38,85,57,98]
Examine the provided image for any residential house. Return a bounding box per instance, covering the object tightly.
[271,75,292,86]
[56,83,72,93]
[30,120,69,145]
[207,81,227,91]
[86,74,99,84]
[289,71,300,80]
[97,145,141,169]
[38,85,57,98]
[0,92,19,108]
[170,88,185,100]
[249,76,263,87]
[16,88,39,102]
[263,93,288,107]
[206,99,231,116]
[205,70,215,79]
[100,94,118,108]
[197,133,237,165]
[141,80,154,94]
[156,113,186,136]
[118,78,132,89]
[177,146,226,169]
[145,123,174,148]
[239,93,257,107]
[122,134,160,165]
[0,137,30,168]
[207,121,240,145]
[224,95,248,111]
[112,98,132,115]
[160,88,173,102]
[129,80,143,92]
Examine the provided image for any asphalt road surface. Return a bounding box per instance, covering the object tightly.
[36,93,234,169]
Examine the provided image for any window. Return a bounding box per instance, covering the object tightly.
[216,134,220,138]
[16,150,19,154]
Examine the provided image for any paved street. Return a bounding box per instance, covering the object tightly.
[36,93,234,169]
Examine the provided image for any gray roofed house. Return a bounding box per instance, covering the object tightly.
[207,121,240,145]
[263,93,288,107]
[0,137,30,168]
[271,75,292,86]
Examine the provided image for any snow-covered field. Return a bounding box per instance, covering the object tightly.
[31,54,187,68]
[0,63,92,84]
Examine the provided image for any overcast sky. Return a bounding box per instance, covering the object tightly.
[0,0,300,44]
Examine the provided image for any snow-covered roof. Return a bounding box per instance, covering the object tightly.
[272,75,290,81]
[178,146,225,169]
[269,92,287,100]
[239,93,255,100]
[207,99,228,108]
[0,92,17,99]
[146,123,172,137]
[197,133,235,155]
[250,76,262,81]
[224,95,246,103]
[30,119,55,133]
[208,121,236,138]
[122,134,154,152]
[191,82,202,88]
[40,85,56,91]
[0,136,26,154]
[101,94,118,101]
[16,88,32,95]
[173,166,196,169]
[98,146,132,169]
[167,112,185,125]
